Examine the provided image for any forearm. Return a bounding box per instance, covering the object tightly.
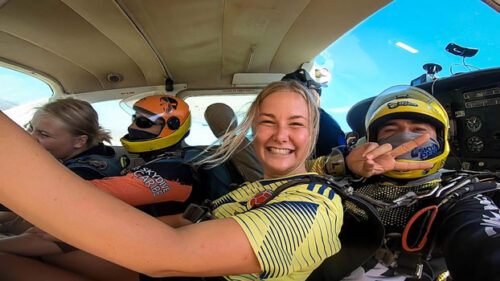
[0,112,181,274]
[0,113,264,278]
[157,214,193,228]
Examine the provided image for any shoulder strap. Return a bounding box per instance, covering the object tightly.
[183,147,240,200]
[65,153,127,178]
[304,175,385,281]
[249,176,316,210]
[251,174,379,215]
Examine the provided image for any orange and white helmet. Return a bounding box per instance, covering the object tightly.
[121,94,191,153]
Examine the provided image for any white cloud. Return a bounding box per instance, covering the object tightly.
[327,107,351,113]
[395,42,418,54]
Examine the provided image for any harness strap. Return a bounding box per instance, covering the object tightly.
[65,153,127,177]
[402,205,439,252]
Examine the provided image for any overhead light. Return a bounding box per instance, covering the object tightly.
[396,42,418,54]
[106,73,123,83]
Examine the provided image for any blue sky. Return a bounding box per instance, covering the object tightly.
[315,0,500,131]
[1,0,499,133]
[0,67,52,110]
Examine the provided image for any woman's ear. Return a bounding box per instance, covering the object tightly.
[73,135,89,149]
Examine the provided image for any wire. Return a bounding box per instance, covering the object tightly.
[449,57,480,75]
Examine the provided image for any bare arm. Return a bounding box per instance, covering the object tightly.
[156,214,193,228]
[0,112,259,277]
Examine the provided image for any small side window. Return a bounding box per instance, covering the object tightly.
[0,66,53,127]
[183,93,257,146]
[91,100,131,146]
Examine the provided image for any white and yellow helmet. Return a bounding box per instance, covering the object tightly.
[365,85,450,179]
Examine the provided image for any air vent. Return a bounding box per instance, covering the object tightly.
[106,73,123,83]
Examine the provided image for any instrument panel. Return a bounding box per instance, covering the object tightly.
[417,68,500,171]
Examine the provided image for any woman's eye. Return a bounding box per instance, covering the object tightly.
[290,122,305,127]
[259,119,274,125]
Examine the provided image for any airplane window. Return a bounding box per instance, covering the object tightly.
[0,66,52,127]
[183,93,257,146]
[91,99,131,146]
[313,0,500,133]
[91,93,257,147]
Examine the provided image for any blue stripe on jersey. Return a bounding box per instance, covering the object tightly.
[318,184,327,195]
[318,207,334,252]
[261,214,287,276]
[211,196,236,209]
[248,201,318,278]
[306,183,337,201]
[273,204,298,250]
[257,207,289,278]
[328,188,335,200]
[285,202,312,241]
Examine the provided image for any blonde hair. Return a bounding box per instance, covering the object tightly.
[35,98,111,147]
[197,80,319,167]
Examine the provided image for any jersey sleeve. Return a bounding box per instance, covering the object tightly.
[90,166,192,206]
[231,182,344,279]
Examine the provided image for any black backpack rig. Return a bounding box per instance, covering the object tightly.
[332,170,500,281]
[182,174,386,281]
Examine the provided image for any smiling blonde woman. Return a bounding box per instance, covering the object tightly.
[0,81,343,281]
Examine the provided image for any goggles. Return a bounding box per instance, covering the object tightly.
[132,114,158,129]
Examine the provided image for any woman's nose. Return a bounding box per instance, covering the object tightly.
[273,124,289,142]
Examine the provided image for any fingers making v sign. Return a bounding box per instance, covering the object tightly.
[346,134,434,178]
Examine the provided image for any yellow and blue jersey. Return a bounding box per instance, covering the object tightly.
[212,173,344,281]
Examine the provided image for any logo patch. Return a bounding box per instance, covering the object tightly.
[387,101,418,109]
[133,167,171,197]
[248,190,273,208]
[411,144,439,160]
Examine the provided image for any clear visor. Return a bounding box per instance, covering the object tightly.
[119,91,164,121]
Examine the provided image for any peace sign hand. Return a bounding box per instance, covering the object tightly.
[346,134,434,178]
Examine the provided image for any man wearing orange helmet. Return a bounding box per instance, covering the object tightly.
[90,94,206,211]
[309,86,500,281]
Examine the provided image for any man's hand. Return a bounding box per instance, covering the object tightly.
[346,134,434,178]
